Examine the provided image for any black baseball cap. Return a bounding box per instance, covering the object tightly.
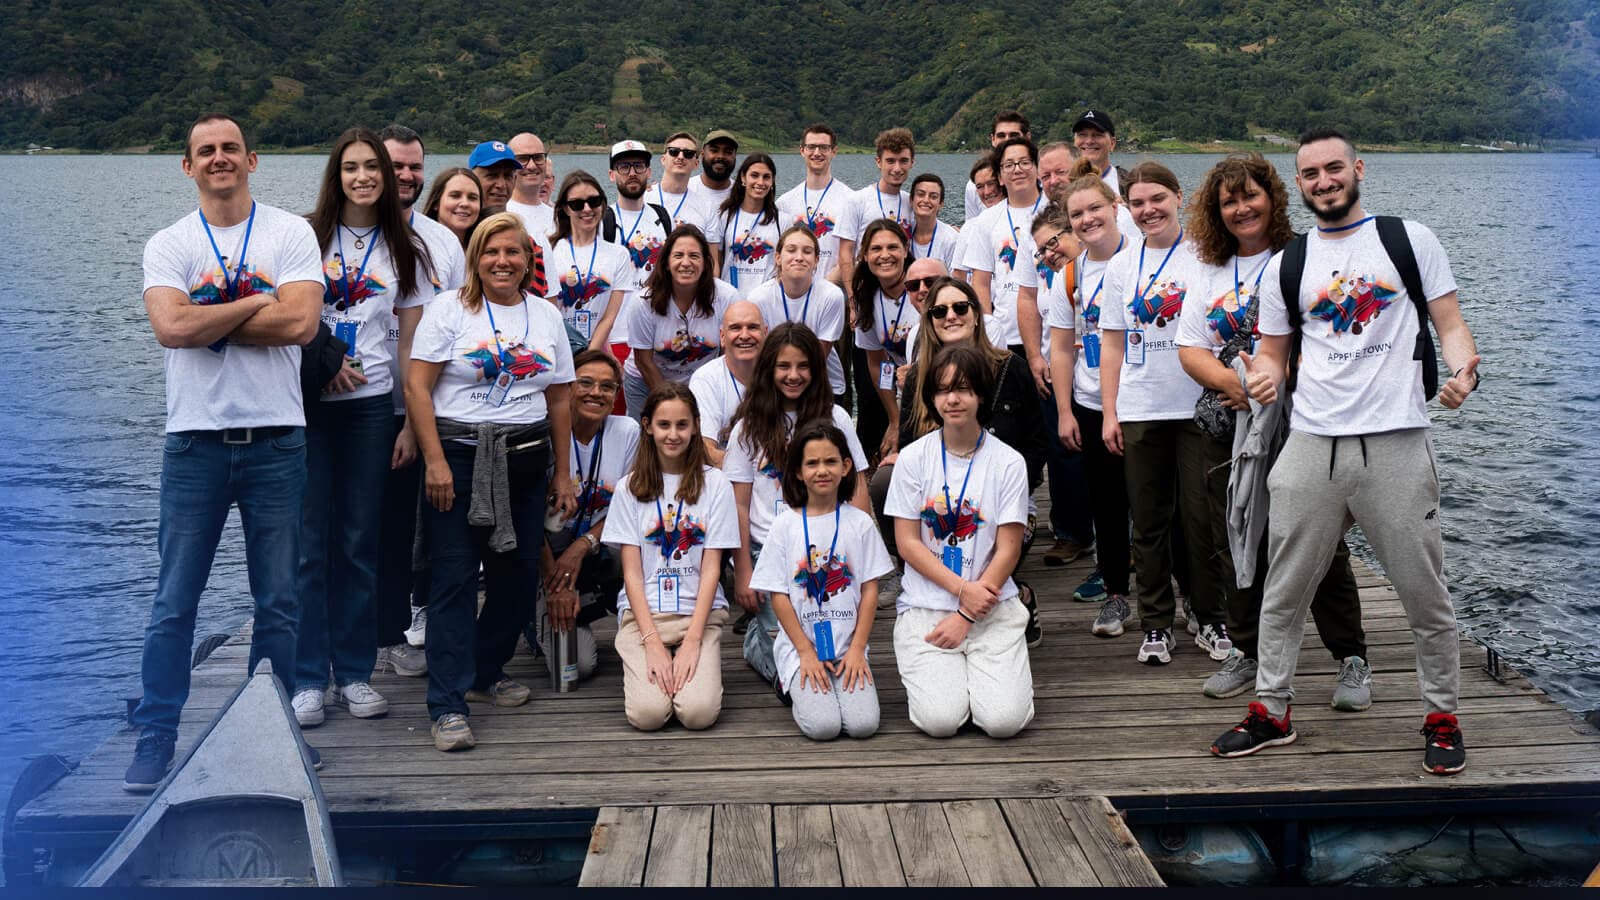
[1072,110,1115,136]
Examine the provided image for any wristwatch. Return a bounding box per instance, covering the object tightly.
[582,532,599,553]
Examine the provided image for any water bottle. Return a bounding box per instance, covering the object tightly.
[552,628,580,693]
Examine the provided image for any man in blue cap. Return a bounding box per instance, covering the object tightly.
[468,139,522,211]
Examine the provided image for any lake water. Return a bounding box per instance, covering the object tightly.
[0,150,1596,812]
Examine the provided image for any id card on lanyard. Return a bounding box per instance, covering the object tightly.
[482,296,529,406]
[803,505,842,662]
[937,431,984,576]
[654,497,684,613]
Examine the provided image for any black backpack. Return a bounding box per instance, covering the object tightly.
[1276,215,1439,400]
[602,202,673,245]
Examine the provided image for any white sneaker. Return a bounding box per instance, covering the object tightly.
[1137,628,1174,666]
[336,681,389,718]
[292,687,326,727]
[404,606,428,647]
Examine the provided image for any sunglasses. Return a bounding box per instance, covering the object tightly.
[515,152,548,165]
[1033,230,1070,261]
[665,146,699,159]
[905,277,936,293]
[563,195,606,211]
[928,301,973,319]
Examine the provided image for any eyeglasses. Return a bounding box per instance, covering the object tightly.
[1033,230,1070,261]
[515,153,548,165]
[1000,159,1035,173]
[905,277,935,293]
[801,143,835,154]
[563,196,606,211]
[575,377,620,394]
[928,301,973,319]
[665,146,699,159]
[612,161,649,174]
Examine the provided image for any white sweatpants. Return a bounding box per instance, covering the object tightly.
[895,600,1035,738]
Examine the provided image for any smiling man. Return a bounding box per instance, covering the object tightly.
[961,136,1042,371]
[777,123,854,289]
[689,128,739,209]
[505,131,554,241]
[689,300,767,466]
[1072,109,1127,197]
[468,139,521,212]
[651,132,715,231]
[964,110,1029,221]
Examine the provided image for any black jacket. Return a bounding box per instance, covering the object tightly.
[898,352,1046,490]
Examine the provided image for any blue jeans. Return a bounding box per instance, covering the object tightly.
[623,371,650,421]
[1039,387,1093,544]
[741,541,780,684]
[132,427,307,736]
[294,395,393,690]
[423,435,550,720]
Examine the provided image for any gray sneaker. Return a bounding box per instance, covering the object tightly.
[1091,595,1131,637]
[1332,655,1373,712]
[1182,594,1200,636]
[387,643,427,677]
[1203,651,1258,699]
[877,570,902,609]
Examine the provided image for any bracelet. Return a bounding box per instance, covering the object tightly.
[956,609,977,624]
[582,532,599,553]
[956,582,966,604]
[639,630,661,645]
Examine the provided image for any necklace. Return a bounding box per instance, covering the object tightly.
[345,222,379,250]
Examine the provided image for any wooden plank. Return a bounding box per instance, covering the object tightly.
[710,803,774,887]
[886,802,969,887]
[941,799,1034,886]
[642,804,712,887]
[580,806,655,887]
[1057,797,1164,887]
[830,804,906,887]
[997,798,1100,887]
[774,805,842,887]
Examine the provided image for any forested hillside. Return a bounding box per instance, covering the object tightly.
[2,0,1597,150]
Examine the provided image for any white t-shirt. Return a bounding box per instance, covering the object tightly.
[689,356,747,448]
[749,278,848,394]
[142,203,325,432]
[504,199,556,254]
[1177,249,1273,357]
[855,288,919,368]
[884,429,1028,613]
[652,185,716,232]
[317,228,429,402]
[749,504,894,691]
[844,184,915,242]
[547,415,641,554]
[1098,236,1206,422]
[1047,250,1118,410]
[391,213,468,413]
[910,221,962,270]
[1257,219,1458,437]
[608,202,670,285]
[624,280,739,383]
[546,237,637,343]
[776,178,852,286]
[688,177,733,210]
[601,466,741,617]
[705,206,780,290]
[723,406,869,544]
[960,197,1043,347]
[963,178,985,223]
[411,290,576,424]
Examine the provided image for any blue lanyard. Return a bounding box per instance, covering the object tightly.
[572,420,606,538]
[654,496,681,561]
[938,430,984,539]
[568,238,598,292]
[198,201,257,301]
[876,186,902,224]
[656,186,687,224]
[804,179,835,230]
[800,503,843,604]
[481,294,529,364]
[910,221,936,260]
[781,285,813,323]
[1080,236,1124,310]
[1134,228,1184,311]
[728,364,743,402]
[1234,253,1271,309]
[1316,215,1375,234]
[726,208,743,287]
[879,289,908,348]
[335,224,380,307]
[1004,195,1043,271]
[614,203,646,248]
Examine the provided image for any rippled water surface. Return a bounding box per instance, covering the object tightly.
[0,151,1595,805]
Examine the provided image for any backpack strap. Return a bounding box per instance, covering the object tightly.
[600,205,619,244]
[649,203,674,235]
[1277,233,1309,393]
[1374,215,1439,400]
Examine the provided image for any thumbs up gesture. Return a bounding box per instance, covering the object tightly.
[1439,354,1481,409]
[1239,351,1278,406]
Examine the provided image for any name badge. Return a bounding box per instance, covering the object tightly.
[1083,333,1101,369]
[1126,329,1146,366]
[573,309,594,339]
[941,544,964,576]
[485,370,514,406]
[333,320,362,371]
[774,496,787,516]
[812,621,837,662]
[878,361,896,391]
[656,572,680,613]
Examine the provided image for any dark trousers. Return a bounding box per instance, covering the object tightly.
[423,438,550,720]
[1040,389,1093,544]
[1122,419,1224,631]
[376,415,429,647]
[1071,401,1131,595]
[852,346,889,464]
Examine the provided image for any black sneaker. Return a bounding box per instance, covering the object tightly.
[123,731,176,793]
[306,744,324,771]
[1211,702,1297,758]
[733,611,755,635]
[1422,712,1467,775]
[1017,580,1043,649]
[775,678,793,707]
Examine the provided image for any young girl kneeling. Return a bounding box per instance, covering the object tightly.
[602,383,740,730]
[885,345,1035,738]
[751,421,893,740]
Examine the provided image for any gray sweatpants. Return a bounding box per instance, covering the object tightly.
[789,669,881,741]
[1255,428,1458,718]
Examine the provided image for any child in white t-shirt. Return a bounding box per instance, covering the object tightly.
[601,382,740,731]
[750,420,893,740]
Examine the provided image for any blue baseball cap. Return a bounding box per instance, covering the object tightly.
[467,140,521,169]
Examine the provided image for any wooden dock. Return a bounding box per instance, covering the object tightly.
[15,553,1600,884]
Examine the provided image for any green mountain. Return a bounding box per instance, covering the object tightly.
[3,0,1597,150]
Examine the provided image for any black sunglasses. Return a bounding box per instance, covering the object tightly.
[665,147,699,159]
[563,196,606,212]
[927,301,973,319]
[905,277,935,293]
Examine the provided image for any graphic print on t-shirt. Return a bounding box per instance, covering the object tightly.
[792,548,855,602]
[554,268,613,310]
[1035,261,1055,290]
[919,496,985,543]
[645,504,709,561]
[1203,285,1258,345]
[997,239,1018,270]
[1307,271,1399,336]
[1130,279,1187,328]
[623,233,663,271]
[322,255,388,312]
[655,329,717,366]
[796,209,835,239]
[463,339,552,382]
[731,231,774,266]
[190,257,273,306]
